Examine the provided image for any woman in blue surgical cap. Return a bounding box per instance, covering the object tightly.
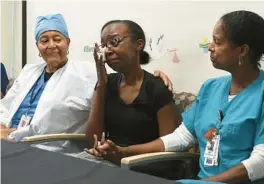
[0,14,97,153]
[35,14,70,74]
[0,13,173,153]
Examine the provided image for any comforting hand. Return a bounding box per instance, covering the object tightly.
[94,43,108,86]
[154,70,173,91]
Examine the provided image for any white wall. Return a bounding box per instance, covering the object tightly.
[1,0,22,78]
[27,1,264,93]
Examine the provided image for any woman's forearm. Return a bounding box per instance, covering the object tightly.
[121,138,165,157]
[86,84,107,142]
[121,123,197,157]
[203,163,250,183]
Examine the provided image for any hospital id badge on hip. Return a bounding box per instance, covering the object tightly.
[204,129,220,167]
[17,115,31,129]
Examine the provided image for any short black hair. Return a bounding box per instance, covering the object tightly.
[101,20,150,65]
[220,10,264,69]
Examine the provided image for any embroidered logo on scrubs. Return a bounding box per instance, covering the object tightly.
[221,124,239,137]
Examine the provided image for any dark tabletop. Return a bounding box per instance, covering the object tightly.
[1,140,180,184]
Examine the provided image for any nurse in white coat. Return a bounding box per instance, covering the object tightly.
[0,14,97,153]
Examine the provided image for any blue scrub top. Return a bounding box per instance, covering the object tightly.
[182,70,264,179]
[1,63,9,94]
[11,71,48,128]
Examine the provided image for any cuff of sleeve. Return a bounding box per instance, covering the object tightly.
[242,144,264,181]
[8,126,32,142]
[242,160,255,181]
[160,124,195,152]
[160,133,177,152]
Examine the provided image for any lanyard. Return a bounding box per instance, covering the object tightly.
[215,79,232,134]
[216,110,224,134]
[26,70,46,115]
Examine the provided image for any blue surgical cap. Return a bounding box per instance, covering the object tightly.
[34,13,69,40]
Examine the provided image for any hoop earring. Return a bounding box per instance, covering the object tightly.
[39,53,42,57]
[67,50,69,55]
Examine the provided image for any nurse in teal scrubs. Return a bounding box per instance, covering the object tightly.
[175,10,264,184]
[92,10,264,184]
[173,10,264,183]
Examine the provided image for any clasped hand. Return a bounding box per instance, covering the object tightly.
[85,132,125,163]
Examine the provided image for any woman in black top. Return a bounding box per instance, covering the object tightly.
[86,20,181,165]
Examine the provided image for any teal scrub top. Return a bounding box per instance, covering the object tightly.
[182,70,264,179]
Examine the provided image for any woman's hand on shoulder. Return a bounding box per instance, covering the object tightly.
[153,70,173,92]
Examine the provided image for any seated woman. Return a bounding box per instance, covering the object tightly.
[85,20,181,164]
[1,62,9,98]
[0,14,173,153]
[94,11,264,183]
[0,14,96,153]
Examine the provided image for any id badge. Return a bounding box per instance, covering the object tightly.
[17,115,31,129]
[204,134,220,166]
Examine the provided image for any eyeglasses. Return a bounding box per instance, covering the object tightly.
[97,35,133,53]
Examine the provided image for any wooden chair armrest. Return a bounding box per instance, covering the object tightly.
[121,152,199,169]
[22,133,86,143]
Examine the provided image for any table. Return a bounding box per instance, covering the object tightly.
[1,140,179,184]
